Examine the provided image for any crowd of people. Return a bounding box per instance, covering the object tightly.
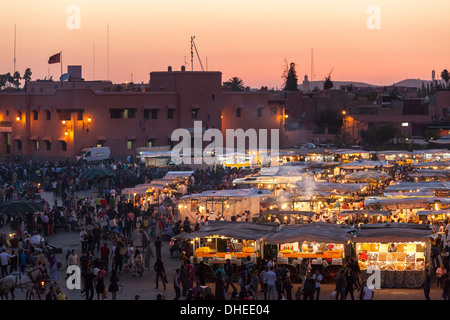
[0,156,447,300]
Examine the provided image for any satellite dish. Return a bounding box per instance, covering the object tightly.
[60,73,70,82]
[49,76,53,81]
[43,76,47,80]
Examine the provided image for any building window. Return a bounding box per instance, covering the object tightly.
[97,140,105,147]
[192,108,199,119]
[58,110,71,121]
[127,140,133,150]
[77,110,83,121]
[16,140,22,151]
[167,109,174,119]
[46,110,51,120]
[257,107,263,117]
[33,141,39,151]
[6,110,9,116]
[147,140,154,147]
[111,108,136,119]
[123,109,136,119]
[236,108,241,118]
[33,110,38,121]
[212,94,215,100]
[110,109,123,119]
[60,141,67,151]
[151,109,158,120]
[45,141,51,151]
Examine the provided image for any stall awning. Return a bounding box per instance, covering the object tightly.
[265,222,355,244]
[174,220,279,241]
[353,223,433,243]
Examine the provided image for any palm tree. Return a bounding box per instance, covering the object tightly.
[23,68,32,82]
[5,73,14,88]
[223,77,245,91]
[12,71,21,89]
[441,69,450,87]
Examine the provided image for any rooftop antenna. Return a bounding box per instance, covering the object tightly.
[107,23,110,81]
[13,24,16,74]
[311,48,314,81]
[93,42,96,80]
[190,36,205,71]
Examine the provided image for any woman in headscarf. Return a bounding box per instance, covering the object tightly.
[35,253,46,268]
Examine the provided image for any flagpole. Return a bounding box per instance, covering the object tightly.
[60,51,63,86]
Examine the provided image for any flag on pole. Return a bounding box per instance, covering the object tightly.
[48,53,61,64]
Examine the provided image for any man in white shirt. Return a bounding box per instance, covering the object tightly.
[0,249,15,278]
[266,267,276,300]
[312,269,322,300]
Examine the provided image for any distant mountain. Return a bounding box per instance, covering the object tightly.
[393,79,434,88]
[299,78,436,91]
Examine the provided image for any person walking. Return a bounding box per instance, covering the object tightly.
[424,269,431,300]
[345,266,355,300]
[359,280,375,300]
[173,268,181,300]
[312,269,322,300]
[83,267,96,300]
[154,237,163,259]
[436,264,447,288]
[442,274,450,300]
[302,273,315,300]
[108,270,120,300]
[225,259,237,293]
[95,267,106,300]
[335,269,347,300]
[266,267,276,300]
[154,257,167,290]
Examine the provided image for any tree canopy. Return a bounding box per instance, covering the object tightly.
[223,77,245,91]
[282,61,299,91]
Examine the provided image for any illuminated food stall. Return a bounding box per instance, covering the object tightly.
[413,149,450,162]
[376,150,414,164]
[252,211,316,224]
[174,221,279,278]
[264,222,355,283]
[339,210,390,224]
[354,223,433,288]
[340,159,394,171]
[177,188,271,222]
[331,149,371,163]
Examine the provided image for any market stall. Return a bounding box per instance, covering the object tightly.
[339,209,390,224]
[174,221,279,279]
[264,222,355,283]
[177,188,271,222]
[353,223,433,288]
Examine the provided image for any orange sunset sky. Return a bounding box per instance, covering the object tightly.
[1,0,449,88]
